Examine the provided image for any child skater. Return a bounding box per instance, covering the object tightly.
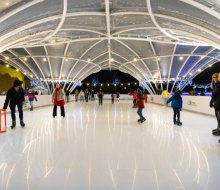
[136,89,146,123]
[111,93,115,104]
[167,89,183,126]
[27,88,38,111]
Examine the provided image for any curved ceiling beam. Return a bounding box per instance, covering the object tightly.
[104,0,112,70]
[164,43,176,91]
[111,12,220,40]
[147,0,181,42]
[149,41,163,90]
[39,0,67,44]
[179,0,220,20]
[65,40,103,86]
[59,42,70,80]
[43,46,54,80]
[24,48,51,94]
[0,0,44,23]
[116,40,157,93]
[8,50,38,77]
[170,46,199,93]
[184,48,216,79]
[112,27,217,47]
[0,11,105,50]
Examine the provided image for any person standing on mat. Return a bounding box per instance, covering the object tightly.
[3,79,25,129]
[52,83,65,118]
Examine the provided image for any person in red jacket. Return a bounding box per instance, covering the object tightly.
[130,91,137,108]
[136,89,146,123]
[52,84,65,118]
[27,88,38,111]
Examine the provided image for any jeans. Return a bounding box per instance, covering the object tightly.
[137,108,145,120]
[214,108,220,129]
[173,108,180,123]
[99,97,103,105]
[53,105,65,117]
[10,103,23,122]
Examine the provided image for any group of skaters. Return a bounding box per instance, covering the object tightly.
[2,75,220,143]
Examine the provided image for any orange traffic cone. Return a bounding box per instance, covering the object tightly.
[0,109,6,133]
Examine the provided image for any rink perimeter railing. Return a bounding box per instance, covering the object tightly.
[0,94,215,116]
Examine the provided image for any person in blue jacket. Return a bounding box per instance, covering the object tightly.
[167,89,183,126]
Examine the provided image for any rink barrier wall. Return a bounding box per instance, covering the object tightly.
[147,95,215,116]
[0,95,215,116]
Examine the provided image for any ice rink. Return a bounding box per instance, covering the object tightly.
[0,101,220,190]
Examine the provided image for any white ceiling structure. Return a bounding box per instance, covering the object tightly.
[0,0,220,94]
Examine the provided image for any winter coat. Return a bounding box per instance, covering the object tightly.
[130,93,137,100]
[27,92,37,102]
[3,87,25,109]
[52,88,65,106]
[211,82,220,110]
[167,95,182,109]
[136,96,145,109]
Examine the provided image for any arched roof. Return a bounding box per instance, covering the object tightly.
[0,0,220,93]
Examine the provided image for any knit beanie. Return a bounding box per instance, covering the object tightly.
[13,79,23,87]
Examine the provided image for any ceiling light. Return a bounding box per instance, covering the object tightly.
[198,69,202,72]
[5,56,9,60]
[179,56,183,60]
[107,84,110,86]
[6,2,10,6]
[87,58,91,62]
[30,75,33,78]
[110,58,114,62]
[65,58,68,62]
[6,64,9,67]
[24,72,27,75]
[201,56,205,59]
[128,83,130,86]
[133,57,137,62]
[43,58,47,62]
[209,64,212,68]
[157,57,160,61]
[16,69,19,72]
[121,83,123,86]
[189,73,192,76]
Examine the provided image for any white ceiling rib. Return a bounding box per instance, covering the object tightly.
[0,0,220,94]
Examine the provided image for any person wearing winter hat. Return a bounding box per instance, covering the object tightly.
[210,73,220,136]
[167,89,183,126]
[3,79,25,129]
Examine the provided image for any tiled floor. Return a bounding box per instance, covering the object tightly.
[0,101,220,190]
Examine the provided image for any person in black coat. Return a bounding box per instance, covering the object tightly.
[210,73,220,136]
[3,79,25,129]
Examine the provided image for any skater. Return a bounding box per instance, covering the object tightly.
[167,89,183,126]
[27,88,38,111]
[162,89,169,105]
[209,73,220,136]
[75,89,79,102]
[98,89,104,106]
[116,92,120,102]
[130,91,137,108]
[111,93,115,104]
[3,79,25,128]
[144,92,148,103]
[65,89,70,103]
[85,89,89,102]
[136,89,146,123]
[79,90,85,102]
[52,84,65,118]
